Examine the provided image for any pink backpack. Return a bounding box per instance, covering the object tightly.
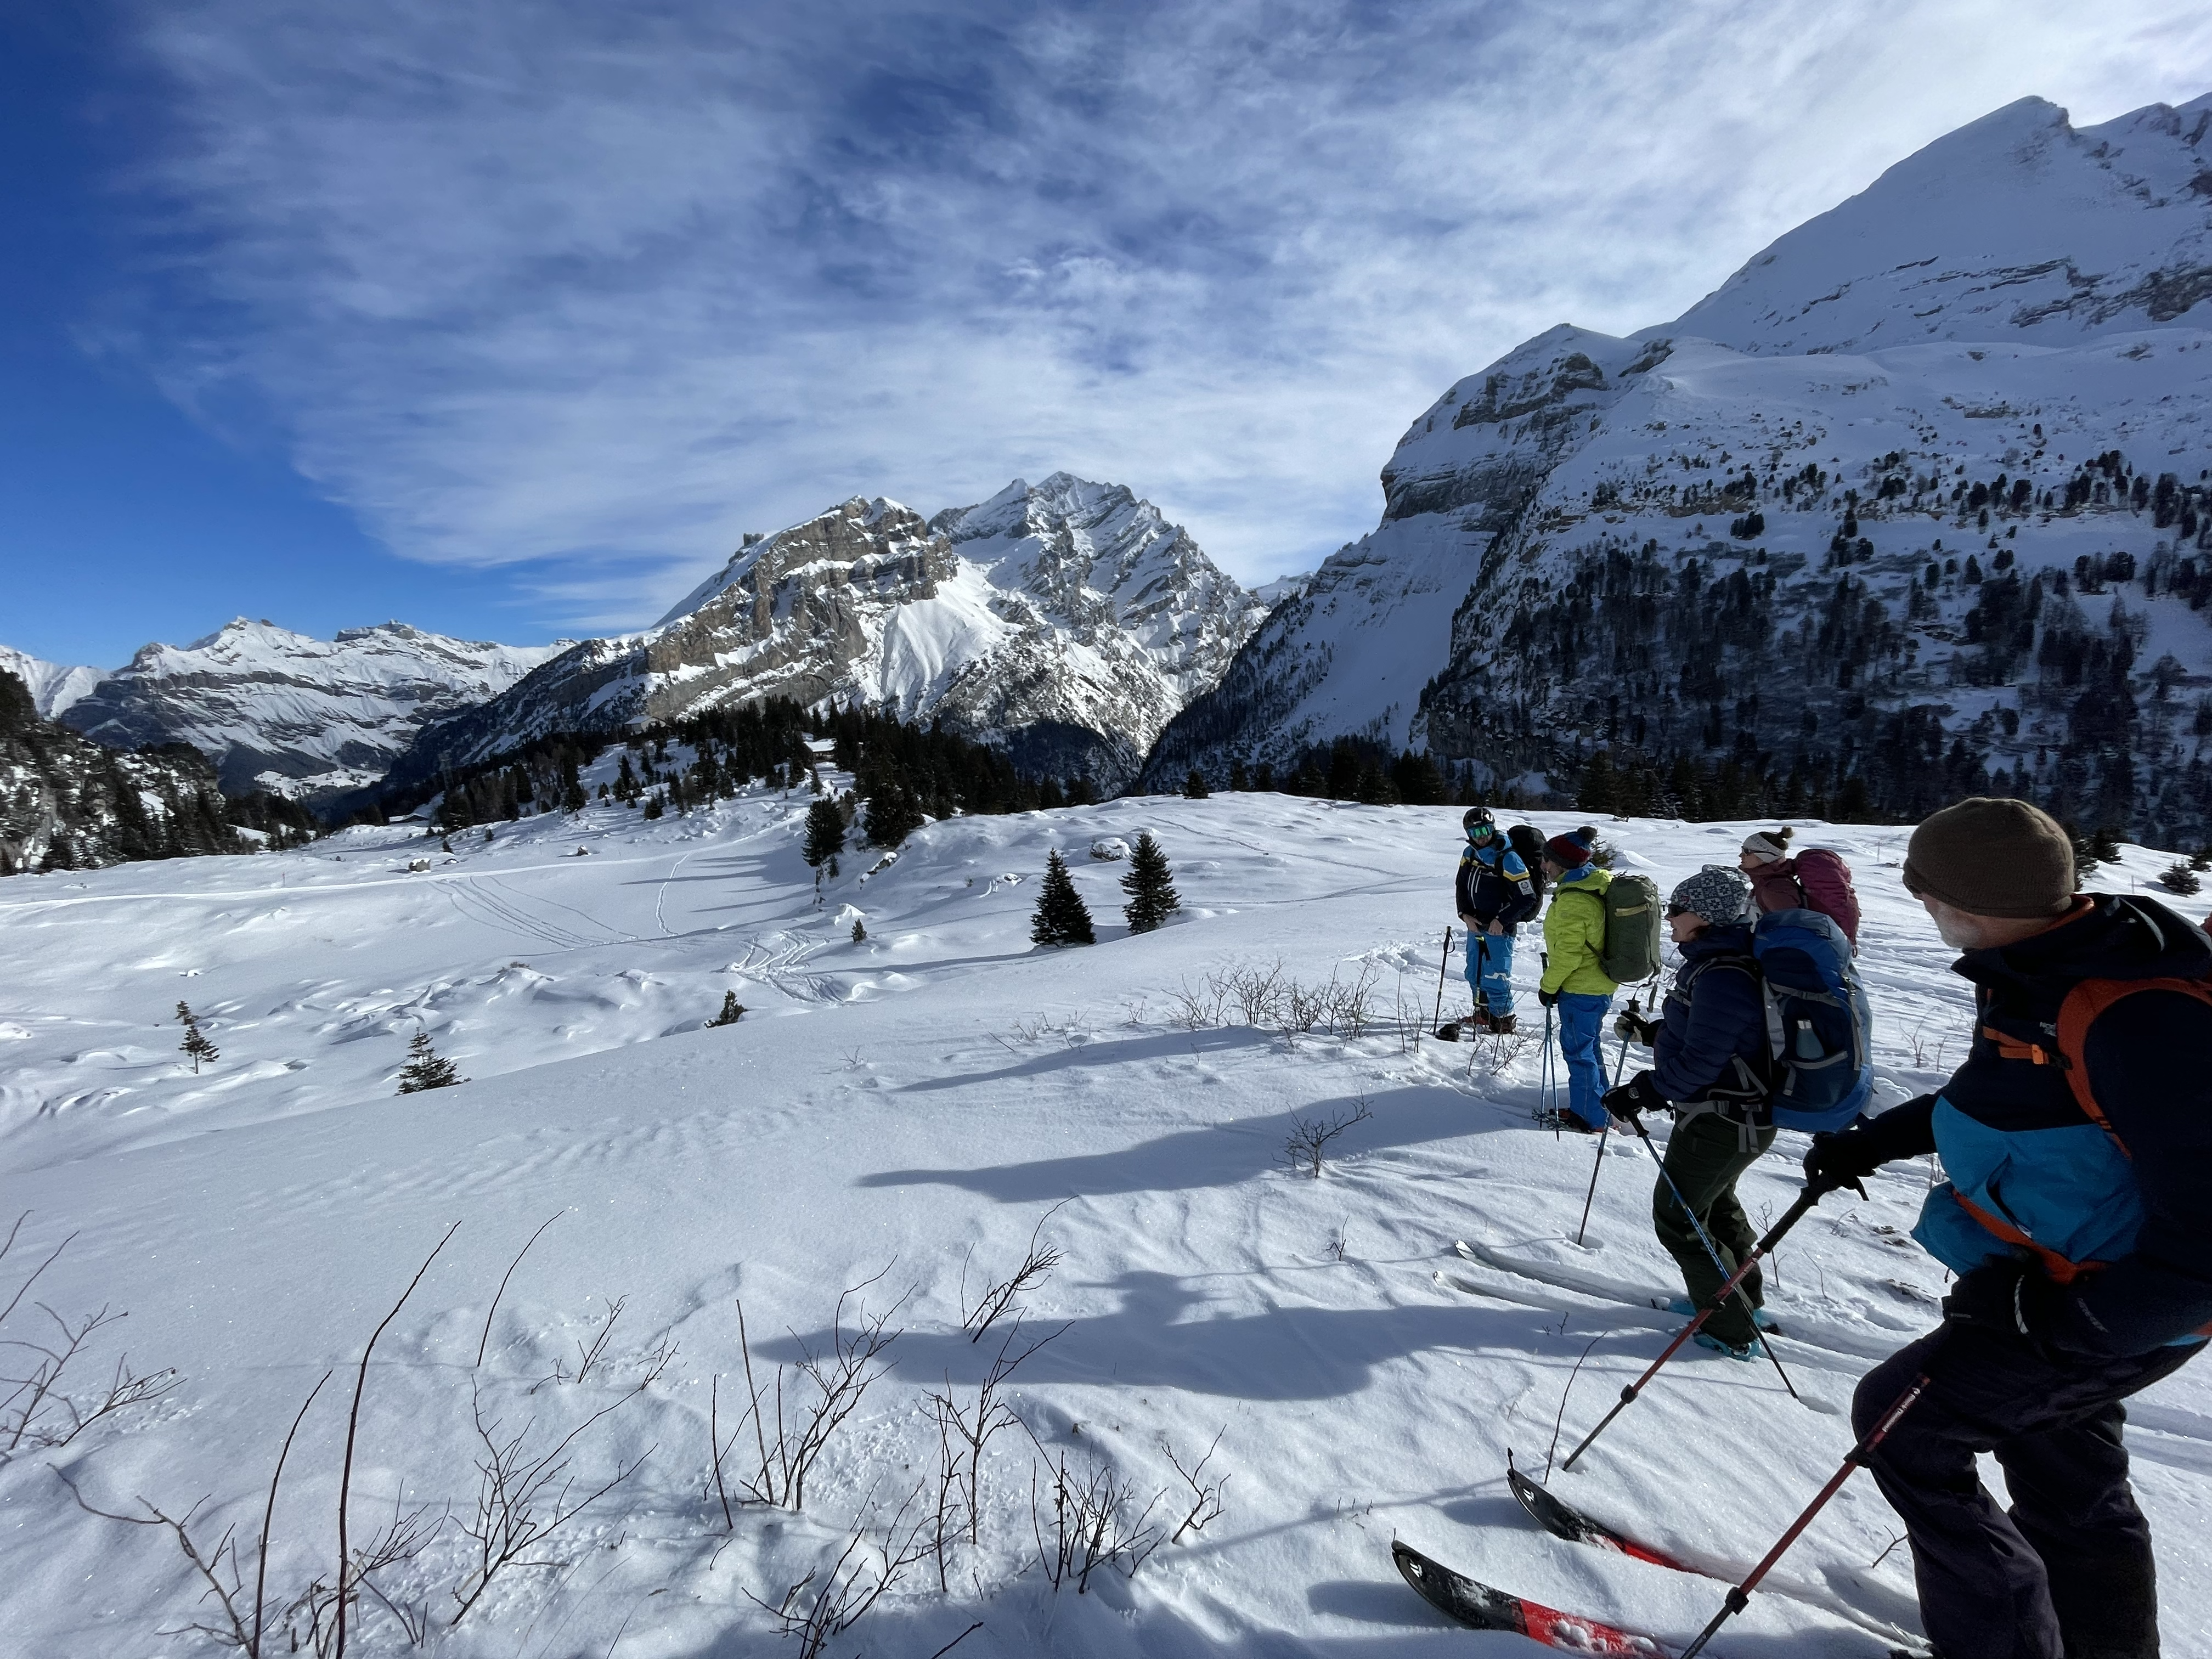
[1792,847,1861,949]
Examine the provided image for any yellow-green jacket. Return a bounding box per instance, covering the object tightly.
[1541,867,1620,997]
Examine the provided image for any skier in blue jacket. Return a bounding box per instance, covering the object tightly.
[1605,864,1778,1357]
[1804,798,2212,1659]
[1453,806,1539,1033]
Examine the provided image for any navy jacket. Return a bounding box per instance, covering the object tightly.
[1651,923,1769,1104]
[1454,837,1539,931]
[1846,895,2212,1355]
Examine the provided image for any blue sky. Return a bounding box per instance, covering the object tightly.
[4,1,2210,670]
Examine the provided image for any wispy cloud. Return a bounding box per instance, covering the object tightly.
[115,0,2212,630]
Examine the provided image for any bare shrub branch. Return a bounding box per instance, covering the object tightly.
[746,1483,933,1659]
[959,1201,1068,1342]
[2,1218,179,1459]
[726,1274,905,1513]
[1028,1442,1165,1594]
[335,1221,459,1659]
[1164,1429,1230,1544]
[450,1376,650,1627]
[923,1322,1065,1584]
[1282,1097,1373,1178]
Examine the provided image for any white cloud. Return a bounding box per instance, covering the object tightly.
[120,0,2212,630]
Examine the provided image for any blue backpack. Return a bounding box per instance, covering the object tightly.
[1745,907,1872,1132]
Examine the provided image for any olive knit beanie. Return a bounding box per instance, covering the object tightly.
[1669,864,1752,926]
[1903,797,2076,918]
[1741,827,1793,863]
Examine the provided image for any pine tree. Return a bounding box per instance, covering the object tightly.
[176,1001,218,1074]
[804,798,847,870]
[865,783,926,847]
[707,992,747,1027]
[1119,831,1181,933]
[1030,850,1096,946]
[851,918,867,943]
[397,1029,465,1093]
[1182,768,1210,800]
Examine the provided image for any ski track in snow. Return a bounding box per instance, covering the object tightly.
[3,784,2210,1657]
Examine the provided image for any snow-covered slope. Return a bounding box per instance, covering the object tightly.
[1147,92,2212,840]
[396,477,1264,793]
[4,788,2209,1656]
[0,645,103,719]
[60,619,566,800]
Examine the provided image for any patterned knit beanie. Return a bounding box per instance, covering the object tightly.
[1668,864,1752,926]
[1544,826,1599,867]
[1741,827,1793,864]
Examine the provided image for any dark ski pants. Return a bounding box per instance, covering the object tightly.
[1853,1322,2202,1659]
[1651,1113,1776,1347]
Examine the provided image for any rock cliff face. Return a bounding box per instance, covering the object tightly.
[391,477,1265,793]
[57,620,564,800]
[1144,91,2212,840]
[0,672,243,874]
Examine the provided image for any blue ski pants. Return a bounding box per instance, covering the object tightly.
[1463,929,1515,1014]
[1556,991,1612,1130]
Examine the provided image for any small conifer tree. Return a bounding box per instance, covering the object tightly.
[396,1029,465,1094]
[851,918,867,943]
[2158,861,2202,896]
[707,992,747,1027]
[176,1001,218,1074]
[804,798,846,870]
[1120,831,1181,933]
[1030,850,1096,946]
[1182,769,1210,800]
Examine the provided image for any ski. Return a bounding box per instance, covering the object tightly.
[1392,1539,1671,1656]
[1451,1237,1897,1362]
[1508,1455,1691,1571]
[1503,1456,1936,1658]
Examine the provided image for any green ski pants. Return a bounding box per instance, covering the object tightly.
[1652,1112,1778,1348]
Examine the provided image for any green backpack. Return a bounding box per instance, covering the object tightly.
[1600,872,1663,986]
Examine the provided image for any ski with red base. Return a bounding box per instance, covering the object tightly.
[1393,1539,1671,1654]
[1508,1455,1692,1571]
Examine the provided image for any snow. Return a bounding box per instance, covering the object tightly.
[5,787,2210,1656]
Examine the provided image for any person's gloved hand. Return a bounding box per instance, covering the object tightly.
[1602,1071,1665,1124]
[1800,1130,1883,1199]
[1943,1258,2107,1361]
[1613,1009,1660,1047]
[1537,989,1559,1009]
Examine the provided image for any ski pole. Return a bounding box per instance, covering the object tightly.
[1561,1186,1819,1471]
[1676,1330,1951,1659]
[1572,1020,1637,1247]
[1427,926,1451,1040]
[1629,1115,1798,1399]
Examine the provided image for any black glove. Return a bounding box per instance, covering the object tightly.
[1537,989,1559,1009]
[1943,1258,2107,1361]
[1613,1009,1660,1047]
[1799,1097,1939,1198]
[1801,1132,1877,1199]
[1602,1071,1665,1124]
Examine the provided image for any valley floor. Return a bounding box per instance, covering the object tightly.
[3,786,2209,1657]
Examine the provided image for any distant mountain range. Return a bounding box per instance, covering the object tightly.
[11,89,2212,852]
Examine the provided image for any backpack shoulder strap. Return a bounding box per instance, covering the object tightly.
[2049,976,2212,1158]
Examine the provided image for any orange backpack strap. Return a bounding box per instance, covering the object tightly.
[2052,977,2212,1158]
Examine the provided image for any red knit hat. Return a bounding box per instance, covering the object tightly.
[1545,826,1598,866]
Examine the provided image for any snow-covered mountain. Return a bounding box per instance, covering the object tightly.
[0,646,104,720]
[391,476,1265,793]
[59,619,567,800]
[1146,92,2212,840]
